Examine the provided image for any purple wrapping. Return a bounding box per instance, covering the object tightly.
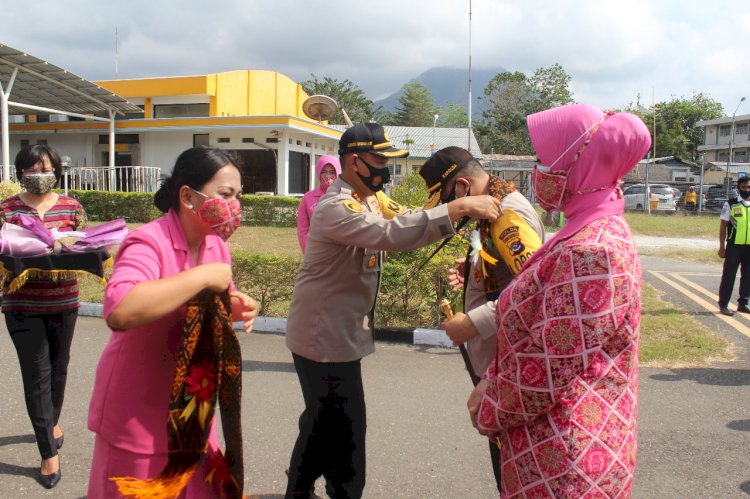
[68,218,128,252]
[13,213,56,247]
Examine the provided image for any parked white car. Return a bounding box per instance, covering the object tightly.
[622,183,677,212]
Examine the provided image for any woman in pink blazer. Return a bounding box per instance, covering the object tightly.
[297,155,341,252]
[87,147,258,497]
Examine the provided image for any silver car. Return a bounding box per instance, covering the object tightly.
[622,183,677,212]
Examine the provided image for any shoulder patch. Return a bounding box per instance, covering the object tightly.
[344,200,365,213]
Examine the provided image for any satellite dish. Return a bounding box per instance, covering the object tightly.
[303,94,338,123]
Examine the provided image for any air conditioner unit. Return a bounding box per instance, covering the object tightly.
[49,114,69,122]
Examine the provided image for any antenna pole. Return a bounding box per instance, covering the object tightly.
[468,0,472,153]
[115,27,119,79]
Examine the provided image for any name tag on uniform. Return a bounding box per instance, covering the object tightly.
[734,207,744,217]
[367,255,377,268]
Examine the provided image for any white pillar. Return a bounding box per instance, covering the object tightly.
[1,68,18,181]
[108,109,115,191]
[276,130,289,195]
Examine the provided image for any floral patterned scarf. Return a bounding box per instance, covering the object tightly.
[112,290,244,498]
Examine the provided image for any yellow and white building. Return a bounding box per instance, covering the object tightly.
[8,69,341,195]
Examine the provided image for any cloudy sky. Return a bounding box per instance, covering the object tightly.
[3,0,749,114]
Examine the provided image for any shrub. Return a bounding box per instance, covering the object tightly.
[231,251,301,316]
[65,190,160,222]
[240,195,300,227]
[0,180,22,200]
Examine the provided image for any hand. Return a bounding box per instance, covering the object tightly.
[198,263,233,292]
[232,291,259,334]
[468,379,490,430]
[460,195,502,222]
[442,312,478,345]
[718,247,726,259]
[447,257,466,292]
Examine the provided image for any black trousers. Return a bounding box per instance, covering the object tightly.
[719,242,750,308]
[5,310,77,459]
[286,353,366,499]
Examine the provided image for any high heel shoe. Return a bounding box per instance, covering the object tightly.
[40,466,61,489]
[55,434,64,450]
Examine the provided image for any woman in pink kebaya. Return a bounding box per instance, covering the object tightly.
[297,155,341,252]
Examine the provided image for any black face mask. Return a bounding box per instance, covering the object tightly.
[357,156,390,192]
[740,189,750,199]
[441,180,469,204]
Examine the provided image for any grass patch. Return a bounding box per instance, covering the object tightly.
[227,226,301,257]
[622,212,716,239]
[639,281,733,367]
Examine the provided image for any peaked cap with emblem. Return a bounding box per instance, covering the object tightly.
[419,146,475,209]
[338,123,409,158]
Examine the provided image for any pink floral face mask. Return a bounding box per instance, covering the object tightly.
[190,188,242,241]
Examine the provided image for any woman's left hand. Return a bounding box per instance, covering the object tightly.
[468,379,490,432]
[231,291,259,334]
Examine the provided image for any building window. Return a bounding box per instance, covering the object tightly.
[99,134,139,145]
[20,139,29,148]
[736,122,748,136]
[395,164,402,175]
[734,151,748,163]
[720,125,731,137]
[718,152,728,161]
[217,137,230,143]
[153,103,209,119]
[194,134,210,147]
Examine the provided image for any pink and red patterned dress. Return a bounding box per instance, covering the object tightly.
[477,215,641,498]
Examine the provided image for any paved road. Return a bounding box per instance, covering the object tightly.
[0,253,748,498]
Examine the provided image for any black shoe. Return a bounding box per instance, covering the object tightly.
[40,468,61,489]
[55,434,64,450]
[737,304,750,314]
[719,306,735,316]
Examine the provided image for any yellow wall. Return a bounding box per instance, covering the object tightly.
[97,75,213,98]
[96,70,309,118]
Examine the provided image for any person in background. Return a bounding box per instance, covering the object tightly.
[684,185,697,214]
[284,123,502,498]
[0,145,87,489]
[419,146,544,494]
[468,104,650,497]
[87,147,258,497]
[297,155,341,252]
[717,176,750,316]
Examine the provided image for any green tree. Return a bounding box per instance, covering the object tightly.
[477,64,574,155]
[393,82,437,126]
[626,93,724,160]
[436,103,469,128]
[301,74,375,124]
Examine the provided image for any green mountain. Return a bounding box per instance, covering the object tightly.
[373,66,506,119]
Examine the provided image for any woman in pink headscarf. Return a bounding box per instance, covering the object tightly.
[468,104,651,498]
[297,155,341,252]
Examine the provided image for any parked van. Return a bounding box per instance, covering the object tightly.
[622,183,677,212]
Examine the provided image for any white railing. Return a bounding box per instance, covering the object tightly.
[64,166,161,193]
[1,165,161,193]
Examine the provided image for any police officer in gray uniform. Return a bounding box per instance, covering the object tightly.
[284,123,501,498]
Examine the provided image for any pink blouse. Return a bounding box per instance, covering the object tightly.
[88,210,234,454]
[477,216,641,498]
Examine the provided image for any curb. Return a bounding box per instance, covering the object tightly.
[78,302,455,348]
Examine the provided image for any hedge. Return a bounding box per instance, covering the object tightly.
[63,189,301,226]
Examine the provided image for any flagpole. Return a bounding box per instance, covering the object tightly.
[467,0,472,153]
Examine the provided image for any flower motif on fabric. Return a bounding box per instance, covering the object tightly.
[545,283,576,318]
[574,396,607,431]
[180,361,217,429]
[545,319,582,355]
[515,451,543,487]
[571,246,609,277]
[534,439,568,477]
[550,356,584,389]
